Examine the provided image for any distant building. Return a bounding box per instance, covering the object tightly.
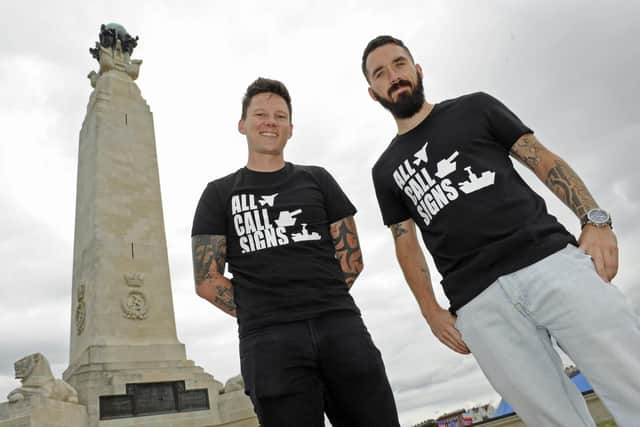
[413,420,438,427]
[435,408,473,426]
[414,366,593,427]
[564,365,580,378]
[466,403,496,423]
[414,403,494,427]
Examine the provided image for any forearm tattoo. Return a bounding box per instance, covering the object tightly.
[214,284,236,312]
[192,235,236,314]
[390,222,408,240]
[192,235,227,284]
[330,217,363,288]
[511,135,546,171]
[544,159,597,218]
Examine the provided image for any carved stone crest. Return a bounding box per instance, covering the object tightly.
[75,282,86,335]
[122,291,148,320]
[124,272,144,287]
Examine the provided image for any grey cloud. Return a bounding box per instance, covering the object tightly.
[393,358,476,394]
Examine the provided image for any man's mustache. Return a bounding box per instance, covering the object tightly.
[388,80,412,97]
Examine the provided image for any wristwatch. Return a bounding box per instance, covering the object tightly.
[580,208,612,229]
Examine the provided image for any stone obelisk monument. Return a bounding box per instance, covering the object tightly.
[62,24,256,427]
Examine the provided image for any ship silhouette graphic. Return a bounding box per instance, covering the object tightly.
[458,166,495,194]
[291,224,321,242]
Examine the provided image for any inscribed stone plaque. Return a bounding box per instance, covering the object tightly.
[178,389,210,412]
[133,382,176,415]
[99,395,133,419]
[99,380,210,420]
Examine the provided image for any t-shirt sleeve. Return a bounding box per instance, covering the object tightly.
[191,182,227,236]
[481,92,533,151]
[372,166,411,226]
[315,167,356,223]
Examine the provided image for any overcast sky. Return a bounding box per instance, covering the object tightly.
[1,1,639,425]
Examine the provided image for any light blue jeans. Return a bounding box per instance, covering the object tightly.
[456,244,640,427]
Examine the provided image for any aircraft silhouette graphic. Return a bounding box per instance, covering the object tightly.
[259,193,279,207]
[413,141,429,166]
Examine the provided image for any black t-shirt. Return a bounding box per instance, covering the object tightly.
[192,162,360,336]
[372,92,576,313]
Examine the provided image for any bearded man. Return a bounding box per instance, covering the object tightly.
[362,35,640,427]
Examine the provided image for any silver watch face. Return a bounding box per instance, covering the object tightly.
[587,209,610,224]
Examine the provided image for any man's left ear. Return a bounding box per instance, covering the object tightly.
[416,64,423,79]
[238,119,246,135]
[287,124,293,139]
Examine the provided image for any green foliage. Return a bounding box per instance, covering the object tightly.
[596,421,617,427]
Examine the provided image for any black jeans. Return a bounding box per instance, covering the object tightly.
[239,313,400,427]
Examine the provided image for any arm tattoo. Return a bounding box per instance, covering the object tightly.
[511,134,546,171]
[544,159,597,218]
[192,235,227,285]
[390,222,408,240]
[330,216,363,288]
[214,285,236,312]
[192,235,236,315]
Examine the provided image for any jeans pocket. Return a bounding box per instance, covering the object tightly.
[240,324,311,398]
[564,244,597,272]
[454,308,467,337]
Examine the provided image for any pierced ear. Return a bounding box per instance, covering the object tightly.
[238,119,246,135]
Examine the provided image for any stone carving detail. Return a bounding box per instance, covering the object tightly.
[7,353,79,404]
[75,282,87,335]
[90,23,139,58]
[122,291,148,320]
[87,23,142,87]
[221,375,245,394]
[124,272,144,287]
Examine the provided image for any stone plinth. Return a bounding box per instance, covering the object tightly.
[217,391,257,425]
[0,396,88,427]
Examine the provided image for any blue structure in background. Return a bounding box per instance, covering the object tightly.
[493,372,594,417]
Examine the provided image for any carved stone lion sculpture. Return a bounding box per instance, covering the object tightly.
[6,353,79,404]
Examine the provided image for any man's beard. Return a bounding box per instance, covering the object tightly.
[374,77,425,119]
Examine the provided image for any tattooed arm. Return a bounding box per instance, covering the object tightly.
[330,216,363,289]
[392,219,469,354]
[191,234,237,317]
[511,133,618,281]
[510,133,599,215]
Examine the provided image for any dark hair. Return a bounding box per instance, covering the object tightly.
[361,35,414,82]
[241,77,292,121]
